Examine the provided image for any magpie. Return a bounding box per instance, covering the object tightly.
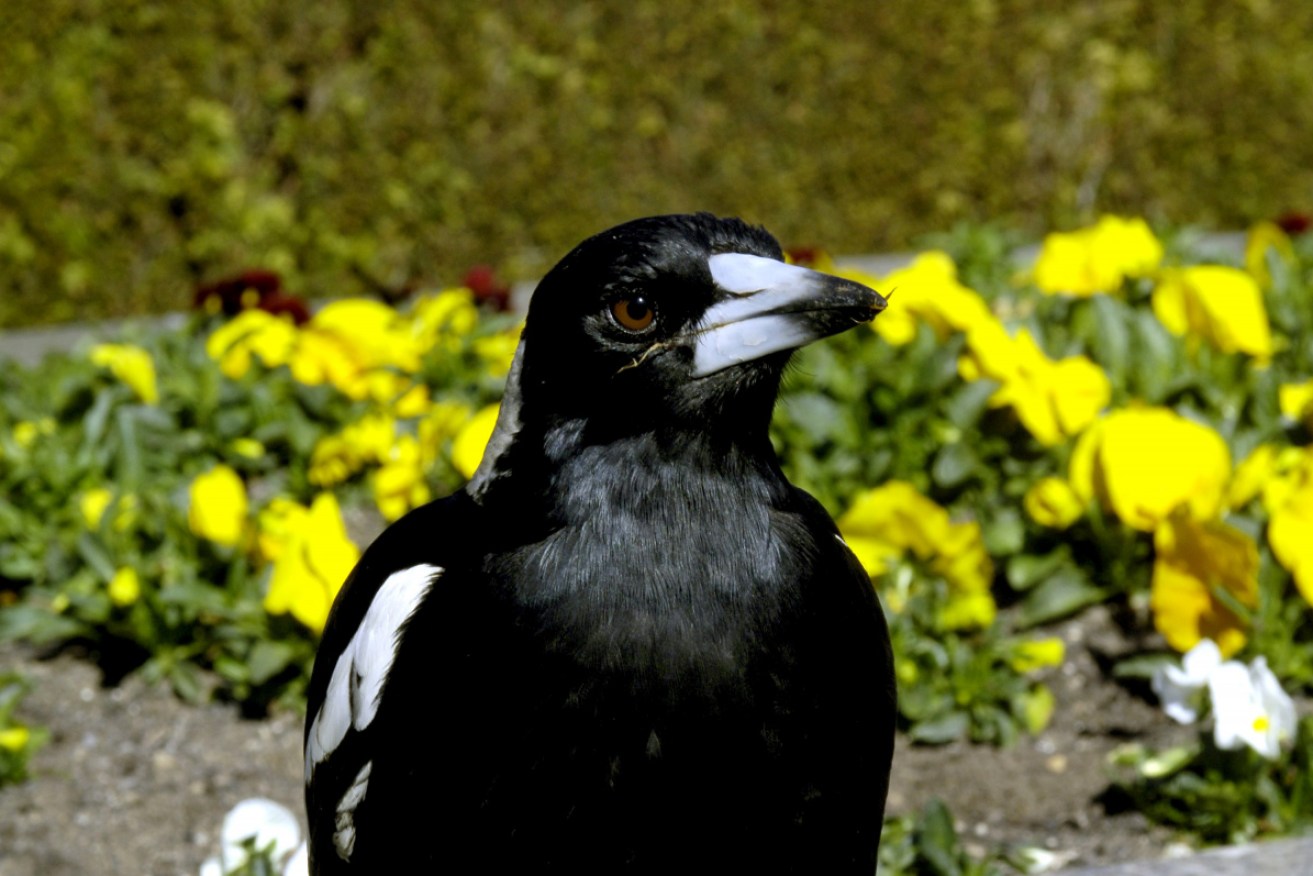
[303,213,895,874]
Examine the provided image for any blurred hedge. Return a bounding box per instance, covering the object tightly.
[3,0,1312,326]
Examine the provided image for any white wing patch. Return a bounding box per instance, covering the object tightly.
[305,564,442,779]
[333,760,373,861]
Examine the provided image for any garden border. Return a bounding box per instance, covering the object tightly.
[7,232,1297,876]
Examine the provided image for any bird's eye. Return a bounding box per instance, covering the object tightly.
[611,296,656,332]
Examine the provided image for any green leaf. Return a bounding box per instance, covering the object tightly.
[932,442,978,488]
[780,392,847,446]
[981,507,1024,556]
[80,390,116,452]
[247,640,296,686]
[115,406,142,488]
[943,380,997,429]
[1089,295,1130,382]
[1019,683,1055,734]
[1017,567,1106,628]
[909,711,970,745]
[168,661,205,703]
[1132,311,1180,402]
[1112,653,1177,681]
[1005,548,1069,591]
[75,532,117,582]
[917,799,964,876]
[0,606,86,644]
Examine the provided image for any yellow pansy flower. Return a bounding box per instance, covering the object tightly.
[1261,447,1313,607]
[313,298,423,375]
[1150,513,1258,657]
[262,493,360,632]
[80,488,137,532]
[849,252,993,346]
[255,497,309,564]
[89,343,159,404]
[107,567,142,607]
[1279,380,1313,430]
[473,329,523,377]
[289,297,425,400]
[205,310,298,379]
[308,414,397,487]
[1070,408,1230,531]
[81,488,113,529]
[409,288,480,351]
[1009,638,1066,673]
[230,438,266,460]
[1023,477,1084,529]
[10,417,55,449]
[1244,221,1295,288]
[0,726,31,752]
[1152,266,1271,361]
[1033,216,1163,296]
[288,329,367,398]
[451,404,502,480]
[391,383,433,419]
[188,464,248,547]
[373,435,432,522]
[12,422,37,449]
[838,481,996,630]
[419,400,475,468]
[960,321,1110,446]
[839,481,950,569]
[1227,444,1277,510]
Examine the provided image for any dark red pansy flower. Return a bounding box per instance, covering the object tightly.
[463,264,512,312]
[785,246,822,268]
[195,270,283,316]
[260,291,312,325]
[1276,212,1311,236]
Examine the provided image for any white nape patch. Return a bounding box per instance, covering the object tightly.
[468,339,525,502]
[708,252,820,296]
[333,761,373,861]
[305,564,442,779]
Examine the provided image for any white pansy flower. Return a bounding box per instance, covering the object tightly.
[1209,656,1297,760]
[1151,638,1222,724]
[201,798,304,876]
[282,841,309,876]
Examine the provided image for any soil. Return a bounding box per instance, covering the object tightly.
[0,605,1194,876]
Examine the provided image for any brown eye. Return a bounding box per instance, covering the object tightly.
[611,296,656,331]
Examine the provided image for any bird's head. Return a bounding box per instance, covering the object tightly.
[469,214,885,497]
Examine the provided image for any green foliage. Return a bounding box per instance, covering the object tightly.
[0,674,47,787]
[5,2,1313,326]
[223,837,286,876]
[878,799,1022,876]
[891,617,1056,747]
[0,308,499,708]
[1111,715,1313,844]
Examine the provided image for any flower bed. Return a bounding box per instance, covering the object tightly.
[1,218,1311,869]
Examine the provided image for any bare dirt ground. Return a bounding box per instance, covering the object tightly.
[0,605,1190,876]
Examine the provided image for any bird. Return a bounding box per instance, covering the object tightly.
[303,213,896,874]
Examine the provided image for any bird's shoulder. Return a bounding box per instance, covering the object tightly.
[306,489,484,710]
[303,489,507,867]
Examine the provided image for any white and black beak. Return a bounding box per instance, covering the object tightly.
[691,253,887,377]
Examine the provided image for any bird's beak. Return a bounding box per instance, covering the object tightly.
[690,253,887,377]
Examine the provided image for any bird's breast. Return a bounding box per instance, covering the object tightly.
[485,454,816,690]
